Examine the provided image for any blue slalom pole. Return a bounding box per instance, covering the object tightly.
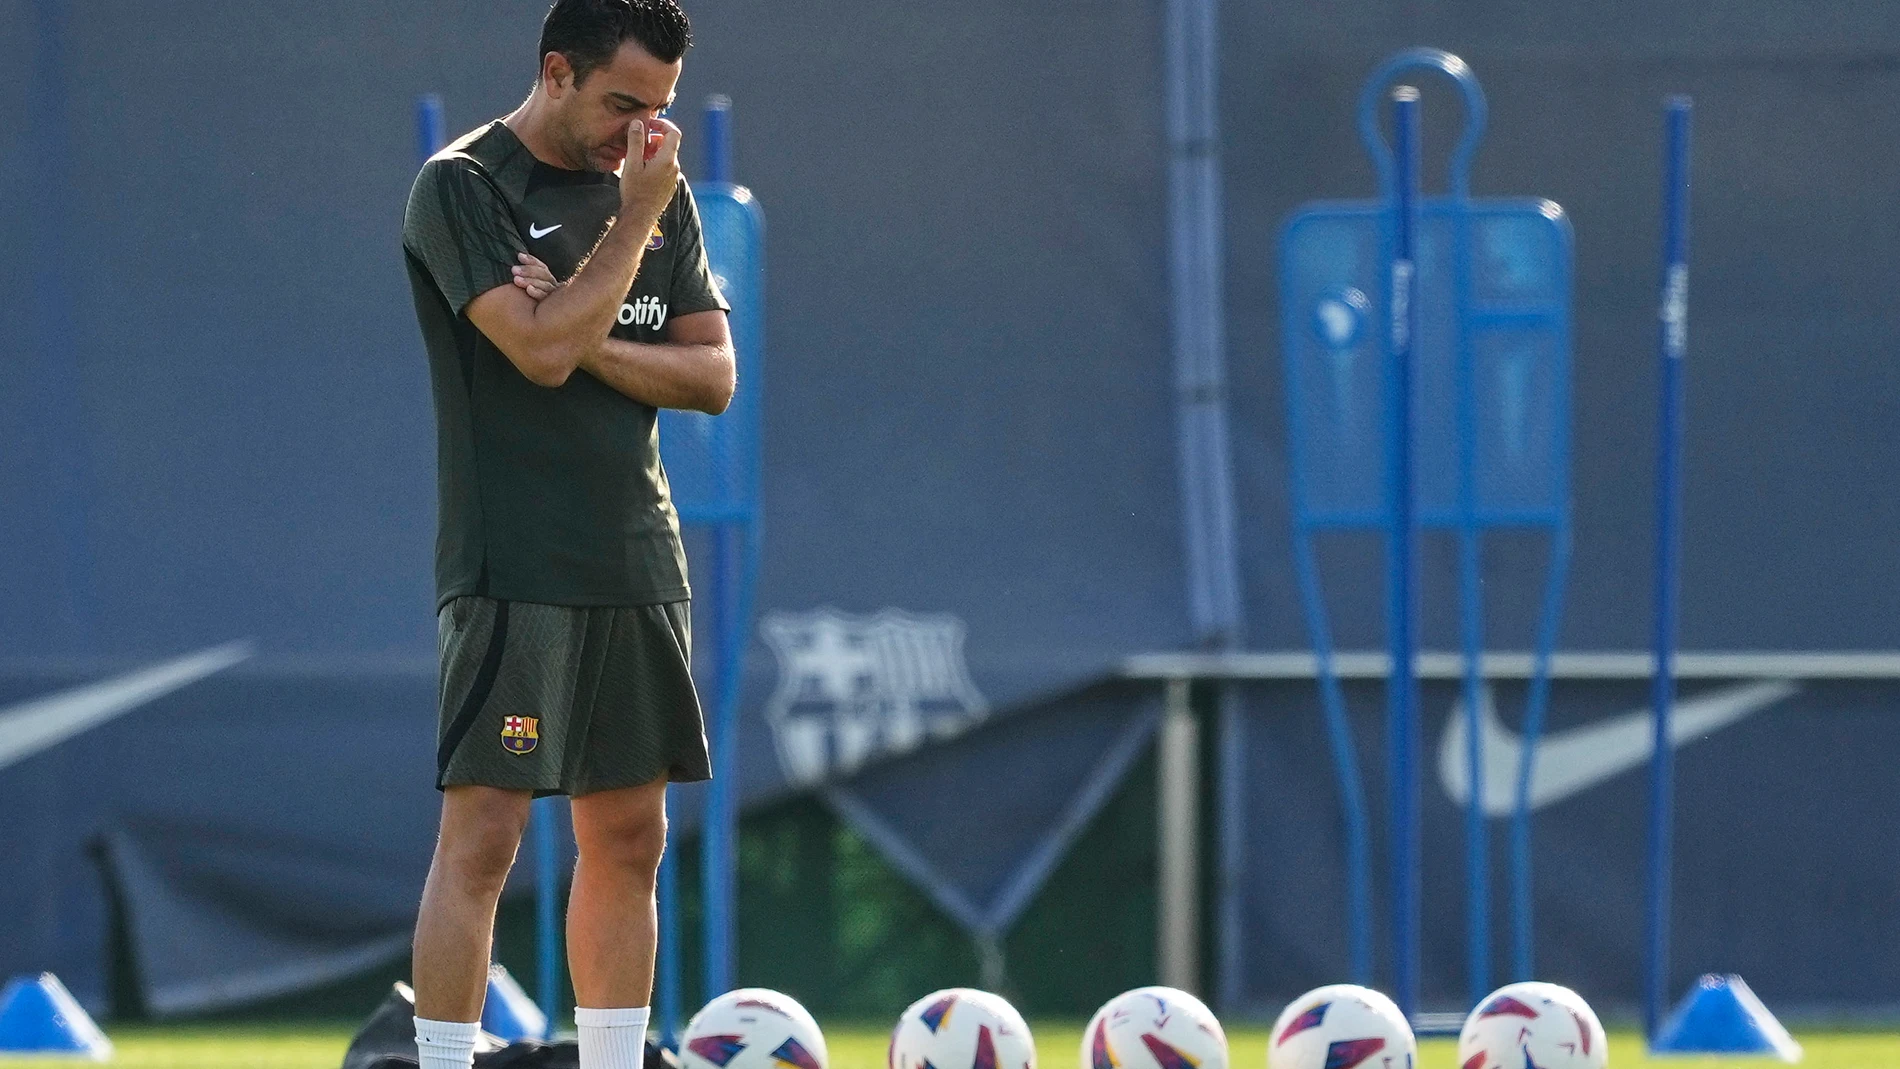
[1386,85,1423,1021]
[1645,95,1693,1041]
[416,93,445,164]
[700,92,738,1003]
[702,525,744,1000]
[657,836,680,1042]
[1449,120,1490,1010]
[533,799,559,1037]
[704,95,733,184]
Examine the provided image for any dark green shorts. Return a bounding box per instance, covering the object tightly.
[435,596,711,797]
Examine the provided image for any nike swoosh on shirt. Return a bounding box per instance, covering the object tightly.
[1438,678,1799,816]
[0,641,253,774]
[528,223,562,238]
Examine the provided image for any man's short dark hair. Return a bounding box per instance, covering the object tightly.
[538,0,692,85]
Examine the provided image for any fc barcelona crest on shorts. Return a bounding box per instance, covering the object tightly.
[501,715,539,755]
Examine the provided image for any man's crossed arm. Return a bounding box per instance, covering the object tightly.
[583,304,735,415]
[495,252,734,415]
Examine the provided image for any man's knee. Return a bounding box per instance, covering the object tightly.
[577,807,668,882]
[434,788,533,894]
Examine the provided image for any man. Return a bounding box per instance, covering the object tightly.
[400,1,733,1067]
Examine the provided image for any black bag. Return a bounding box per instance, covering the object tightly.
[342,982,675,1069]
[341,983,511,1069]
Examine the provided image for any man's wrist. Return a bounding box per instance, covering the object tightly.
[616,200,666,235]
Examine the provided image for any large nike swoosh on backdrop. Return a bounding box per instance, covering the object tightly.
[1438,678,1799,816]
[0,642,253,773]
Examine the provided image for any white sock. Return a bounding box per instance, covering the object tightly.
[415,1016,482,1069]
[576,1005,650,1069]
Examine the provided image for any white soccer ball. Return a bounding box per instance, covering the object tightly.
[679,988,829,1069]
[1082,987,1227,1069]
[889,988,1035,1069]
[1457,982,1606,1069]
[1267,985,1416,1069]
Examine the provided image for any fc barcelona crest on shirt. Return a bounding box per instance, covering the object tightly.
[646,224,665,251]
[501,715,539,755]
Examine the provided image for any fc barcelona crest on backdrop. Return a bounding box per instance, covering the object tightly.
[501,715,539,755]
[760,608,989,787]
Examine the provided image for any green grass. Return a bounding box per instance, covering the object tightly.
[5,1022,1896,1069]
[0,1023,354,1068]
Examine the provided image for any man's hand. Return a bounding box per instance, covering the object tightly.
[512,253,560,301]
[621,118,681,222]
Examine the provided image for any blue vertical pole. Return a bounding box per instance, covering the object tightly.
[700,91,737,1003]
[1386,85,1423,1021]
[702,525,743,1000]
[704,95,732,184]
[1645,96,1693,1041]
[1449,128,1490,1012]
[657,837,680,1041]
[702,522,735,1000]
[533,800,559,1037]
[416,94,445,165]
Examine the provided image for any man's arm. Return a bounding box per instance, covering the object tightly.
[464,120,683,388]
[576,309,736,415]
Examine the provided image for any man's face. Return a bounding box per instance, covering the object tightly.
[544,41,682,173]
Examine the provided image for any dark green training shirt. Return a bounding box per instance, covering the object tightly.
[402,120,728,610]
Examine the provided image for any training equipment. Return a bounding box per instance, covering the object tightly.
[678,989,828,1069]
[1279,48,1574,1008]
[1650,974,1801,1061]
[1457,982,1606,1069]
[1267,985,1414,1069]
[482,965,550,1044]
[343,983,510,1069]
[0,972,112,1060]
[889,989,1034,1069]
[1082,986,1227,1069]
[415,94,445,167]
[1386,80,1425,1015]
[1644,94,1695,1040]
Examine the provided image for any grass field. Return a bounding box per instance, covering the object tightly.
[7,1023,1899,1069]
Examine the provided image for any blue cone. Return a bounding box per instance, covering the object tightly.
[481,964,549,1042]
[0,973,113,1060]
[1652,974,1802,1061]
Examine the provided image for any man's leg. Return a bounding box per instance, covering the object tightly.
[568,777,670,1069]
[412,785,534,1068]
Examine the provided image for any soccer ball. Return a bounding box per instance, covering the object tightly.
[1267,985,1416,1069]
[1457,982,1606,1069]
[678,988,828,1069]
[1082,987,1227,1069]
[889,988,1035,1069]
